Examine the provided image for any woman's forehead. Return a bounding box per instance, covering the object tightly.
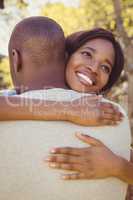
[83,38,114,52]
[81,38,113,49]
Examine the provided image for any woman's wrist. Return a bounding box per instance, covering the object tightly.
[113,156,132,182]
[118,158,133,184]
[106,153,126,180]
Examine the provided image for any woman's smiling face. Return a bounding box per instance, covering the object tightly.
[66,38,115,93]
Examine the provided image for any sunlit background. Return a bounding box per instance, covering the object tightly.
[0,0,133,137]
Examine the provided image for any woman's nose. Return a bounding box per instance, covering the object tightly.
[87,60,99,74]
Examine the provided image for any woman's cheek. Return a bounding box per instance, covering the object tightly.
[66,67,73,87]
[103,75,110,87]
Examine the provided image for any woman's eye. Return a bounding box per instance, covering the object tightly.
[81,51,92,57]
[101,65,111,74]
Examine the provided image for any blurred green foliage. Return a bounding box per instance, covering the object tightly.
[42,0,133,36]
[0,58,13,89]
[41,3,85,35]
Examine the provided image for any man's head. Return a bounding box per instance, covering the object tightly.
[8,16,67,94]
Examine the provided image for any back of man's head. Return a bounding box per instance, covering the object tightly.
[8,16,66,93]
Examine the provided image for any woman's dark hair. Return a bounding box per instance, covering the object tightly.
[66,28,124,93]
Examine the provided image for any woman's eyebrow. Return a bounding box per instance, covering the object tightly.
[84,46,96,52]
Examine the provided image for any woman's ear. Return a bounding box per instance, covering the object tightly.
[12,49,22,73]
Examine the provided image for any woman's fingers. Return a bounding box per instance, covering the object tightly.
[61,170,100,180]
[49,134,104,154]
[48,162,82,171]
[94,102,123,125]
[50,146,82,156]
[102,107,121,115]
[99,102,114,110]
[99,106,123,124]
[99,102,121,114]
[75,133,104,147]
[102,112,122,121]
[100,119,118,126]
[62,173,85,180]
[46,154,82,164]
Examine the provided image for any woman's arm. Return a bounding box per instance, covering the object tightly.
[0,96,68,121]
[0,95,122,125]
[46,134,133,184]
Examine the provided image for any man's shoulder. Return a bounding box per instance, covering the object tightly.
[0,89,17,96]
[20,88,82,101]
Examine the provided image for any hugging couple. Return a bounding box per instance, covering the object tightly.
[0,16,132,200]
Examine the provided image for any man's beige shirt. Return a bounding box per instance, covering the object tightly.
[0,88,131,200]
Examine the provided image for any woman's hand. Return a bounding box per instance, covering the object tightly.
[67,95,123,126]
[45,133,123,180]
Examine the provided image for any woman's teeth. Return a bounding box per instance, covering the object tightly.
[77,72,93,85]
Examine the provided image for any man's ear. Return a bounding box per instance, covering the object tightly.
[12,49,22,73]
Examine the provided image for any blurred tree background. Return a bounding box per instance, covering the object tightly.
[0,0,133,139]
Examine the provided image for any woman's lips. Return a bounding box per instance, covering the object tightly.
[76,72,95,86]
